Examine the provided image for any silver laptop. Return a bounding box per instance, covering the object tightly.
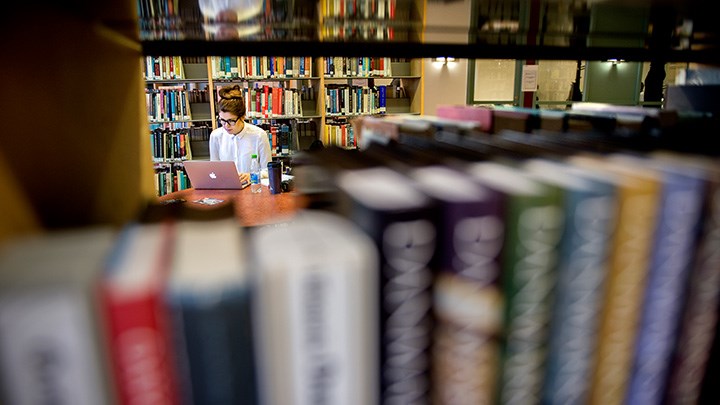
[183,160,249,190]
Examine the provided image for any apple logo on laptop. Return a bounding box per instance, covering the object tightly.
[209,171,217,179]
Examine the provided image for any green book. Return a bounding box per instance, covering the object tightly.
[466,161,565,405]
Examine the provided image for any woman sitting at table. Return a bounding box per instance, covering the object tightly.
[209,84,272,184]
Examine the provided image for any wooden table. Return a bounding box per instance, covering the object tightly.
[157,185,304,227]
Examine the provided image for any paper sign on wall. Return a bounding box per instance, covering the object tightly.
[521,65,539,92]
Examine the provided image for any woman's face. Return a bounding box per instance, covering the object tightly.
[218,111,243,134]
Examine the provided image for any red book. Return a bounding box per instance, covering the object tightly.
[255,87,262,116]
[154,57,161,78]
[99,221,179,405]
[179,132,186,157]
[271,126,278,152]
[273,87,282,117]
[263,85,270,118]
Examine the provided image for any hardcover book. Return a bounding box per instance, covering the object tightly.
[378,85,386,113]
[99,221,179,405]
[569,154,662,405]
[465,161,565,405]
[0,227,118,405]
[613,154,708,405]
[250,209,379,405]
[490,107,540,134]
[336,166,438,404]
[165,216,257,405]
[648,153,720,405]
[435,105,493,133]
[522,159,618,405]
[408,165,505,405]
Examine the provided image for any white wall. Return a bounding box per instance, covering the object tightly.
[422,0,473,116]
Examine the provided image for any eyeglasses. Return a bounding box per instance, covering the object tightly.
[218,116,240,126]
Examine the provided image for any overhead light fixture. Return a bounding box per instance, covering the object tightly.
[606,58,625,65]
[433,57,456,65]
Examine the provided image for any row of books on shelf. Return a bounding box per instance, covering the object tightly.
[323,56,394,77]
[154,162,190,196]
[0,201,381,405]
[144,55,185,80]
[241,84,305,119]
[423,102,718,155]
[186,87,210,103]
[293,110,720,404]
[321,0,398,19]
[151,126,211,162]
[295,120,321,151]
[146,86,191,123]
[255,122,293,157]
[212,56,314,80]
[151,127,192,162]
[144,55,406,82]
[137,0,181,20]
[3,121,720,404]
[325,84,387,116]
[324,119,357,148]
[321,24,397,41]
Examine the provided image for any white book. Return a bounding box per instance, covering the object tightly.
[250,209,379,405]
[0,227,117,405]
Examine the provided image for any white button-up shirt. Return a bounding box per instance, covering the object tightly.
[209,122,272,176]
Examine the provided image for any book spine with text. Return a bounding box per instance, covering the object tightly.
[664,161,720,405]
[409,165,505,405]
[336,166,438,404]
[532,164,618,405]
[165,217,257,405]
[378,85,386,113]
[625,161,707,405]
[0,227,117,405]
[251,210,379,405]
[466,162,565,405]
[99,222,179,405]
[571,158,661,405]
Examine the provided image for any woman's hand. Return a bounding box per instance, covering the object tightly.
[238,172,250,185]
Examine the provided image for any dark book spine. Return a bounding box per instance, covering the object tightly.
[374,207,437,405]
[665,170,720,405]
[698,308,720,404]
[337,172,437,404]
[168,289,257,405]
[430,192,505,405]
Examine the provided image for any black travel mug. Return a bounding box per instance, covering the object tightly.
[268,161,282,194]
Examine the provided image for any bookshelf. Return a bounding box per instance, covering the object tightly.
[3,0,720,404]
[143,55,324,196]
[143,56,213,196]
[142,55,424,194]
[322,57,423,148]
[208,55,322,157]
